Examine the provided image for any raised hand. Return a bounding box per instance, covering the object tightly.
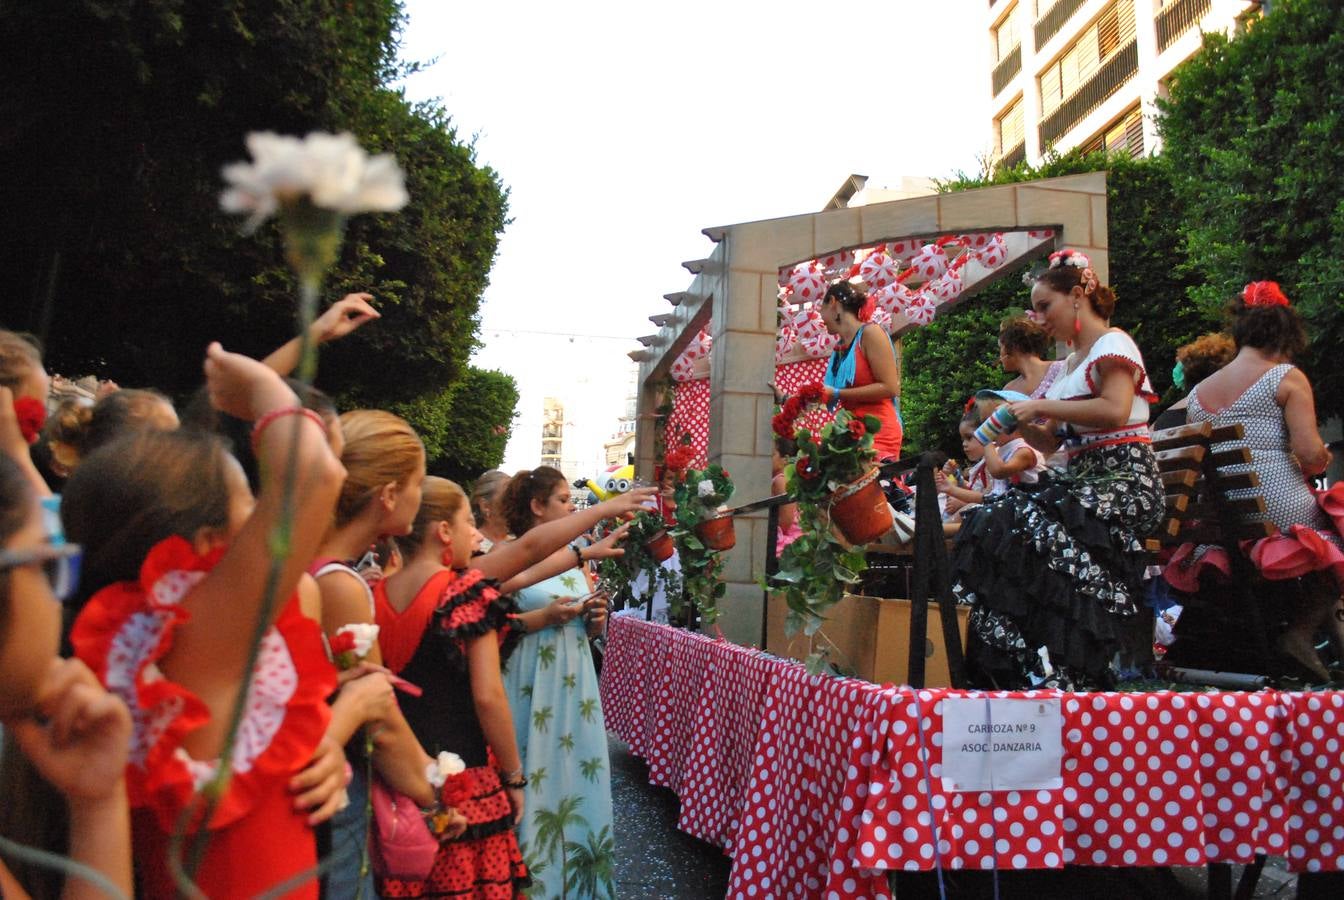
[598,487,660,520]
[311,293,380,344]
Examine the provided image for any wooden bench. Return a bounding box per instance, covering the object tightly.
[1146,421,1291,678]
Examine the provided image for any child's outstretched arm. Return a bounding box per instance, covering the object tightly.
[498,523,631,594]
[474,489,656,584]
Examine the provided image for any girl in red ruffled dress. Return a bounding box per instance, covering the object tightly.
[63,344,349,898]
[375,477,653,898]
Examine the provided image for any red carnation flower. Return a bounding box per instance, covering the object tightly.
[797,457,819,480]
[847,419,867,440]
[772,414,795,439]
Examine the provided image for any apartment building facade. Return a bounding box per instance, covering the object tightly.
[989,0,1260,169]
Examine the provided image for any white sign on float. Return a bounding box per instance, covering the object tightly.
[940,698,1064,792]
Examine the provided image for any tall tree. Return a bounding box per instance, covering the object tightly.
[0,1,512,466]
[1158,0,1344,420]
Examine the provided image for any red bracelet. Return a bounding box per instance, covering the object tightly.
[250,407,328,455]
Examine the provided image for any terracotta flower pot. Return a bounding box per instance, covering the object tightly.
[694,515,736,551]
[830,470,892,545]
[646,530,675,562]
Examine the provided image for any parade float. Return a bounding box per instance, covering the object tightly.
[603,173,1344,897]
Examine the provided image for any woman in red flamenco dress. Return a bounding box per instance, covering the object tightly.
[64,345,348,898]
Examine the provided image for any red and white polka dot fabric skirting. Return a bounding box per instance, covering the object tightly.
[600,617,1344,900]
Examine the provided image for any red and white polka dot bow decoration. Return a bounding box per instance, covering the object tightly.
[801,329,838,357]
[859,251,899,289]
[873,282,916,317]
[816,249,855,277]
[973,233,1008,269]
[929,267,964,303]
[882,238,923,261]
[910,243,949,281]
[794,308,837,357]
[1027,228,1056,239]
[957,232,994,251]
[786,263,827,302]
[670,353,696,382]
[904,289,938,326]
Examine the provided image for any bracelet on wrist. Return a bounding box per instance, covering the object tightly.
[571,544,585,566]
[250,406,328,455]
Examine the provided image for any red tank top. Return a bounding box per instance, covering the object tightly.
[843,342,903,461]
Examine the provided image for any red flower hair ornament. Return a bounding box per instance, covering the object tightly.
[13,396,46,445]
[857,294,876,322]
[1242,281,1290,308]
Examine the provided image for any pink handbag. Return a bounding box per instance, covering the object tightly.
[369,777,439,882]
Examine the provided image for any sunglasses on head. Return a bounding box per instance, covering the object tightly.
[0,544,83,602]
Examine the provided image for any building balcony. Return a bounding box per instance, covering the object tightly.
[1035,0,1085,50]
[1039,39,1138,148]
[1156,0,1211,52]
[992,45,1022,96]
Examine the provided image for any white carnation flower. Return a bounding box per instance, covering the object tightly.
[334,622,380,659]
[221,131,408,232]
[426,751,467,789]
[697,479,716,499]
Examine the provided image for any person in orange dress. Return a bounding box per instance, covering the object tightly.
[816,280,903,462]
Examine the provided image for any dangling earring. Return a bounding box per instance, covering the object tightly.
[440,540,455,568]
[1069,304,1082,344]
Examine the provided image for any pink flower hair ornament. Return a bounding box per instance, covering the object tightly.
[1242,280,1290,308]
[1048,248,1098,293]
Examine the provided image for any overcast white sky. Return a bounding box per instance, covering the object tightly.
[397,0,991,477]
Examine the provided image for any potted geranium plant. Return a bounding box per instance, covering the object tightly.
[669,463,736,626]
[764,384,889,665]
[595,509,683,620]
[772,388,889,544]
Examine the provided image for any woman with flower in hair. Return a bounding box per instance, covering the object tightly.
[813,281,903,461]
[1180,282,1341,679]
[950,250,1165,690]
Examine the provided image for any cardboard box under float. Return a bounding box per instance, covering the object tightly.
[765,593,969,687]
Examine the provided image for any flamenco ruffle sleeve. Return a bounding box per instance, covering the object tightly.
[69,536,336,832]
[433,568,522,668]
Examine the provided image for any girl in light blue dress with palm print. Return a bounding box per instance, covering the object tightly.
[496,467,643,899]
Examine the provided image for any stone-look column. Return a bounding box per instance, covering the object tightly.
[707,268,781,645]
